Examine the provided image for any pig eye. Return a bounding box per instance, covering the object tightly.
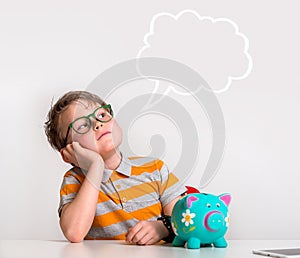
[216,203,221,208]
[206,203,211,208]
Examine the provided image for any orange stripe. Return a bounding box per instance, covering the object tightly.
[130,159,164,176]
[128,156,144,160]
[64,171,85,184]
[60,184,80,196]
[154,159,164,171]
[96,191,122,205]
[92,202,162,228]
[129,202,162,220]
[110,171,128,182]
[97,189,127,206]
[97,188,123,205]
[160,173,179,195]
[104,159,165,181]
[117,181,159,201]
[92,209,133,227]
[85,232,127,240]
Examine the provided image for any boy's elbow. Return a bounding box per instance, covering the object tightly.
[59,206,88,243]
[68,235,84,243]
[60,221,85,243]
[64,228,85,243]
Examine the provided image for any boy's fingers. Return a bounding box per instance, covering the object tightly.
[137,234,153,245]
[72,141,79,148]
[72,142,85,155]
[61,143,79,165]
[133,230,148,244]
[65,143,74,153]
[126,223,143,243]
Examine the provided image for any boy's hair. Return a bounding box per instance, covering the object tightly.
[44,90,106,151]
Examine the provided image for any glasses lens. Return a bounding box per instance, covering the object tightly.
[72,117,91,134]
[95,106,112,122]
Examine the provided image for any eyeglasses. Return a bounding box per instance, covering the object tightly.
[63,104,113,147]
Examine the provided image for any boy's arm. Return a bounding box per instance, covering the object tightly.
[162,195,182,215]
[59,142,104,243]
[126,195,182,245]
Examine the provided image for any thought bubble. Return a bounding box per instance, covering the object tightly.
[137,10,252,93]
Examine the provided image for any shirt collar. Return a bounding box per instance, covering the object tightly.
[102,153,132,182]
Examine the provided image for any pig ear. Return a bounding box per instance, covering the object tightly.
[219,193,231,207]
[185,194,199,209]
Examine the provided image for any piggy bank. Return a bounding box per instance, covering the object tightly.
[171,193,231,249]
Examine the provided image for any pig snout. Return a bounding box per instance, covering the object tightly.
[204,211,224,232]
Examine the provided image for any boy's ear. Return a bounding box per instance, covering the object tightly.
[60,149,71,164]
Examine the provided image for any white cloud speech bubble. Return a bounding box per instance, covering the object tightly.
[137,10,252,93]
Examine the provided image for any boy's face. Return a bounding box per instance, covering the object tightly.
[60,100,123,158]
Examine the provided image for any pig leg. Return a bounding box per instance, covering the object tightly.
[172,236,185,247]
[213,237,227,248]
[187,237,201,249]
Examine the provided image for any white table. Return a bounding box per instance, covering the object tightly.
[1,240,300,258]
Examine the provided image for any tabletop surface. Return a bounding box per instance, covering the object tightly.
[2,240,300,258]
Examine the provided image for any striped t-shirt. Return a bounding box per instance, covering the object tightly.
[58,155,187,240]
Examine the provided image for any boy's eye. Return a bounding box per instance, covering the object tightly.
[96,109,110,120]
[77,123,89,131]
[97,112,106,119]
[74,118,90,133]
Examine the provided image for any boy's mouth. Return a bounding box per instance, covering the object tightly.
[97,132,111,140]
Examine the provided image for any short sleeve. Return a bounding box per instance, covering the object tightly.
[58,169,83,216]
[157,161,187,207]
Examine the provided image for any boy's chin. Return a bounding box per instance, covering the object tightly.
[98,143,121,156]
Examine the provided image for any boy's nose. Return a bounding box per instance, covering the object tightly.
[94,121,103,130]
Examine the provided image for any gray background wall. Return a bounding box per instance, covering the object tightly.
[0,1,299,240]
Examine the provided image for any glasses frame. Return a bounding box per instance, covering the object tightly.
[63,104,113,148]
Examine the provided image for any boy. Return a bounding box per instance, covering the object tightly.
[44,90,186,244]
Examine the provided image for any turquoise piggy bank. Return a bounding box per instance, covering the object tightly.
[171,193,231,249]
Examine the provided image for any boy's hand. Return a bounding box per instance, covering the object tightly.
[61,142,103,171]
[126,220,168,245]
